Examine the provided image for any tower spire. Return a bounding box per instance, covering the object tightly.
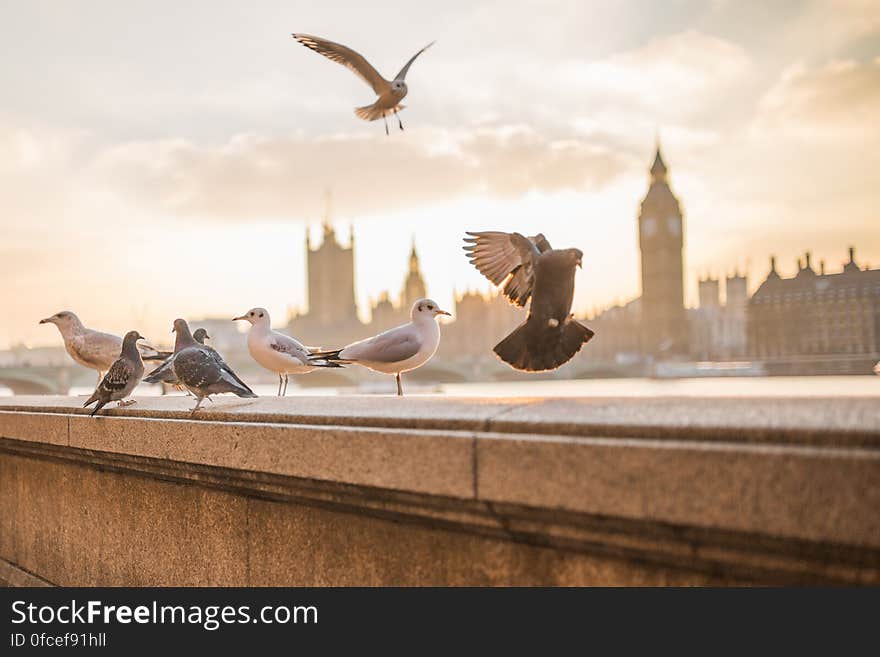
[322,188,333,236]
[409,236,419,272]
[650,139,667,181]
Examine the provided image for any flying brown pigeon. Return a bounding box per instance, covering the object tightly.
[463,231,594,371]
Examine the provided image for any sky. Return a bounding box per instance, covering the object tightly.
[1,0,879,348]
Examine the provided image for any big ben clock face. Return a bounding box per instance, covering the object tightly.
[643,217,657,236]
[667,216,681,235]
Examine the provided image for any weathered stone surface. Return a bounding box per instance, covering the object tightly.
[0,558,52,586]
[0,410,67,446]
[1,395,878,585]
[485,396,880,446]
[476,434,880,548]
[4,394,878,446]
[245,498,730,586]
[67,416,474,497]
[1,453,248,586]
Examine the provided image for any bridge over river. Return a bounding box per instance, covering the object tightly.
[0,365,84,395]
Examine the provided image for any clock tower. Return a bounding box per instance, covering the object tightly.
[638,144,687,356]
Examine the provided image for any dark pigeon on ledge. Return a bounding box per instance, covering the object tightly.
[144,327,211,387]
[167,319,256,412]
[83,330,145,416]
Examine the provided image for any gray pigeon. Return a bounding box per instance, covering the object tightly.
[463,231,595,371]
[83,330,145,416]
[143,327,210,386]
[168,319,256,412]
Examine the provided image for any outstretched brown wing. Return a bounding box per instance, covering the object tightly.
[292,34,390,95]
[462,231,548,307]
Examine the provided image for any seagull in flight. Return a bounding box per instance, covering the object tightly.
[292,33,434,135]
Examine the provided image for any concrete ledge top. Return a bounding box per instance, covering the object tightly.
[0,394,878,446]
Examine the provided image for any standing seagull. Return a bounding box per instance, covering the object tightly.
[234,307,339,397]
[83,331,145,417]
[168,319,256,413]
[310,298,450,396]
[39,311,167,386]
[463,231,595,371]
[291,33,434,135]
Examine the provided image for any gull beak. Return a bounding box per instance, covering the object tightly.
[38,318,50,325]
[577,258,583,269]
[436,310,452,317]
[232,315,246,321]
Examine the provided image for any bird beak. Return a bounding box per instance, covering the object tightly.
[436,310,452,317]
[577,259,583,269]
[232,315,246,321]
[38,318,50,325]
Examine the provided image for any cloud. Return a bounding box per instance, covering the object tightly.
[789,0,880,52]
[754,57,880,138]
[91,126,628,221]
[555,30,751,119]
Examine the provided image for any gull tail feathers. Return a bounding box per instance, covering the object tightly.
[493,317,594,372]
[308,349,349,368]
[354,103,404,122]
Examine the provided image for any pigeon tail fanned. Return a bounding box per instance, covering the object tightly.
[493,317,594,372]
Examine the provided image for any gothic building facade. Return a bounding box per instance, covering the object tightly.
[304,222,359,328]
[690,273,748,360]
[748,248,880,366]
[367,239,429,333]
[288,199,364,347]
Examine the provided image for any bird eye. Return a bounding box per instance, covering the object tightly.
[259,312,264,318]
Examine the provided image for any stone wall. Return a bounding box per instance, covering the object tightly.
[1,395,878,586]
